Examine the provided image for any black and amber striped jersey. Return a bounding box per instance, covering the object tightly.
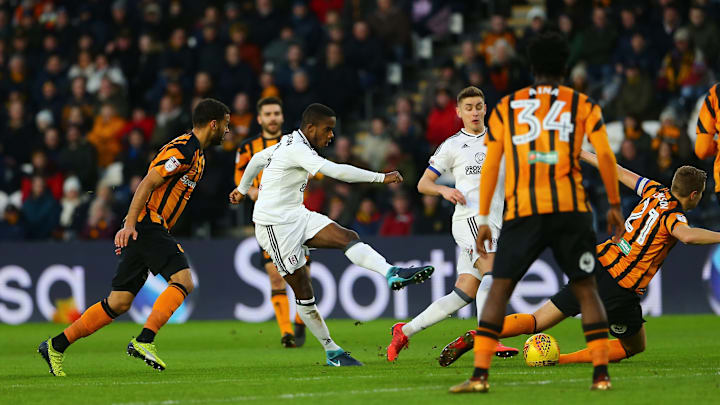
[694,83,720,191]
[234,134,280,187]
[137,133,205,230]
[597,178,687,295]
[480,85,620,220]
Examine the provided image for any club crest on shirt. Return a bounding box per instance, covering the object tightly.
[165,156,181,172]
[475,152,486,164]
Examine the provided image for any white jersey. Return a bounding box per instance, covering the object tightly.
[428,128,505,227]
[253,130,327,225]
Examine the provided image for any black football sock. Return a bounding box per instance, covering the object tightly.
[136,328,156,343]
[51,332,70,353]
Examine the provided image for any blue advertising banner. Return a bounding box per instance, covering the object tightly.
[1,236,719,324]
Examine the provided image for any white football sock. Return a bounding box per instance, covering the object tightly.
[476,273,493,324]
[295,298,341,352]
[344,241,393,276]
[402,289,473,337]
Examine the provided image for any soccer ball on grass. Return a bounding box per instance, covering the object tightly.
[523,333,560,366]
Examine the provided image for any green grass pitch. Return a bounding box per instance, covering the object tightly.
[2,315,719,404]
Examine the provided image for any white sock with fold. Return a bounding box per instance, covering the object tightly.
[344,241,393,276]
[402,289,473,337]
[295,298,341,352]
[476,274,493,324]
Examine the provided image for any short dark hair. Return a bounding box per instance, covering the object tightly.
[301,103,336,128]
[457,86,485,104]
[527,32,570,79]
[257,96,283,112]
[671,166,707,197]
[192,98,229,127]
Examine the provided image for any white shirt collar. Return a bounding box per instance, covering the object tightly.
[461,128,487,138]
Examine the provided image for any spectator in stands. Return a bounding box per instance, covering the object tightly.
[219,44,257,105]
[21,149,64,201]
[687,5,720,72]
[229,24,263,74]
[458,40,483,81]
[259,71,281,99]
[517,7,549,58]
[95,76,129,118]
[59,176,86,240]
[106,30,137,83]
[274,43,310,92]
[345,20,383,91]
[315,42,358,122]
[651,141,680,187]
[63,77,95,127]
[369,0,411,61]
[622,115,652,157]
[121,129,149,183]
[425,60,464,111]
[87,104,126,168]
[0,204,24,240]
[230,93,253,140]
[413,194,451,234]
[68,51,95,82]
[1,100,34,167]
[42,127,62,167]
[291,1,323,57]
[21,175,60,240]
[570,7,617,84]
[249,0,288,48]
[657,28,709,109]
[616,139,649,214]
[196,24,225,78]
[58,125,98,192]
[161,28,195,79]
[479,14,516,66]
[486,38,528,95]
[614,61,654,120]
[466,65,500,112]
[132,34,161,106]
[326,194,354,228]
[150,95,190,150]
[263,26,299,68]
[284,70,317,128]
[653,108,682,154]
[122,107,156,142]
[614,32,660,79]
[357,117,392,171]
[87,54,126,94]
[352,197,382,237]
[425,88,461,148]
[380,190,414,236]
[651,3,682,59]
[383,140,419,190]
[81,194,118,240]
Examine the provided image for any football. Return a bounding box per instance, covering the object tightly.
[523,333,560,367]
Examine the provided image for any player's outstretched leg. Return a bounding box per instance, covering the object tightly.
[307,224,434,290]
[388,287,473,361]
[570,277,611,390]
[285,265,362,366]
[38,295,125,376]
[127,270,193,371]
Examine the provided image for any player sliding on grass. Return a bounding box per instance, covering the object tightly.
[449,32,624,393]
[441,151,711,367]
[386,86,517,362]
[229,103,434,366]
[38,99,230,376]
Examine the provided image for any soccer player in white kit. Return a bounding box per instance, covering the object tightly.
[386,87,518,362]
[229,103,435,366]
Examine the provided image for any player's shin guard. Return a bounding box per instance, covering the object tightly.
[475,274,493,324]
[402,288,472,337]
[500,313,536,338]
[472,321,502,379]
[295,297,341,352]
[343,240,392,276]
[583,322,610,379]
[55,299,117,352]
[139,283,188,342]
[271,289,294,336]
[559,339,629,364]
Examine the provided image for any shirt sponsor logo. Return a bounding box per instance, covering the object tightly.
[677,214,687,223]
[617,238,632,255]
[165,156,181,172]
[180,174,196,188]
[528,150,558,165]
[465,166,482,175]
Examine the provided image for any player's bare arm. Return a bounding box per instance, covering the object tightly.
[671,223,720,244]
[417,169,466,205]
[115,169,164,251]
[580,150,640,190]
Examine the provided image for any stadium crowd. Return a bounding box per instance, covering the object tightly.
[1,0,719,241]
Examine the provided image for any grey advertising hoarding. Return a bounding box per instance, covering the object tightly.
[1,236,719,325]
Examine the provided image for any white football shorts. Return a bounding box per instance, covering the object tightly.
[452,216,500,280]
[255,208,334,275]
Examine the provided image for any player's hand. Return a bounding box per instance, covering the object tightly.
[439,187,466,205]
[383,171,403,184]
[247,186,259,201]
[114,226,137,253]
[229,189,245,204]
[606,204,624,239]
[476,225,493,257]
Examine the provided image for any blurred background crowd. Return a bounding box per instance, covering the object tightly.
[1,0,720,242]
